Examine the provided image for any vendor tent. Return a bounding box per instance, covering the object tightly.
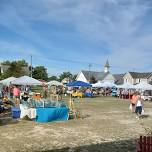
[134,82,152,90]
[11,76,42,85]
[67,81,92,87]
[116,82,135,89]
[92,82,103,88]
[0,77,16,85]
[100,81,116,88]
[92,81,116,88]
[47,80,63,86]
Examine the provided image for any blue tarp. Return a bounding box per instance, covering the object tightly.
[36,107,69,123]
[84,93,93,97]
[67,81,92,87]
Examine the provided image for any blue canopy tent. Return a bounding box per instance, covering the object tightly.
[66,81,92,87]
[66,81,92,110]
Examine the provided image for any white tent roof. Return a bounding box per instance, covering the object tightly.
[47,80,63,86]
[92,82,103,88]
[134,82,152,90]
[101,81,116,88]
[11,76,42,85]
[116,82,135,89]
[0,77,16,85]
[92,81,116,88]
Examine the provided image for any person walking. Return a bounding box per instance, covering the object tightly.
[130,92,138,112]
[135,93,143,119]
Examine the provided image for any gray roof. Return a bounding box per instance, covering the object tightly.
[113,74,124,84]
[81,70,109,81]
[129,72,152,79]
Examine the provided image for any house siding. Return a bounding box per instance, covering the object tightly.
[76,72,88,83]
[123,73,134,84]
[102,73,115,83]
[123,72,152,85]
[148,75,152,83]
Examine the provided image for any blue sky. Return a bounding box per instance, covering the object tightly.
[0,0,152,76]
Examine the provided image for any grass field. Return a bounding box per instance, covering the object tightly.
[0,96,152,152]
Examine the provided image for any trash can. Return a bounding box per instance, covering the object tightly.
[11,107,21,118]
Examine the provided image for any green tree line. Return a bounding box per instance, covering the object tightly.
[0,60,77,82]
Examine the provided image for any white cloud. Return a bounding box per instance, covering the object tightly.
[0,41,42,58]
[0,0,152,73]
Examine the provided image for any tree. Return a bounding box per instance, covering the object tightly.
[90,76,97,83]
[2,60,28,78]
[1,60,11,65]
[72,74,77,81]
[32,66,48,81]
[58,72,72,82]
[17,60,28,66]
[48,76,58,81]
[2,60,27,66]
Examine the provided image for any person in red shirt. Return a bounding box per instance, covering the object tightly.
[131,92,139,112]
[13,86,20,106]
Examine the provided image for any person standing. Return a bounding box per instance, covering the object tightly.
[135,93,143,119]
[13,86,20,106]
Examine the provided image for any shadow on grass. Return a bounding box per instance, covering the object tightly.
[140,114,149,119]
[38,138,136,152]
[0,115,19,126]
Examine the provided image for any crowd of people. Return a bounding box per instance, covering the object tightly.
[0,85,20,109]
[0,83,147,120]
[91,88,136,99]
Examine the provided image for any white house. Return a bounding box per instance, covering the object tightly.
[123,72,152,85]
[103,74,124,84]
[76,60,124,84]
[76,60,110,83]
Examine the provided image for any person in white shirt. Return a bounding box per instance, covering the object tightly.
[135,93,143,118]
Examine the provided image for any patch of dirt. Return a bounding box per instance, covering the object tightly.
[0,97,152,152]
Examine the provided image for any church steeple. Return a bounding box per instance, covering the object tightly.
[104,60,110,73]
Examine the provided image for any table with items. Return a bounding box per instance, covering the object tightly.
[11,99,69,122]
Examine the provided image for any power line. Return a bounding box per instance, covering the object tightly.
[3,54,147,72]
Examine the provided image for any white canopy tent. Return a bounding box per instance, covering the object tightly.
[92,82,103,88]
[116,82,135,89]
[0,77,16,86]
[134,82,152,90]
[47,80,63,86]
[100,81,116,88]
[92,81,116,88]
[11,76,42,86]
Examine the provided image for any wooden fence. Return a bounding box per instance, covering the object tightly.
[136,136,152,152]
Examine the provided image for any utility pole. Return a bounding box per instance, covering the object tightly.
[88,64,92,83]
[30,55,32,77]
